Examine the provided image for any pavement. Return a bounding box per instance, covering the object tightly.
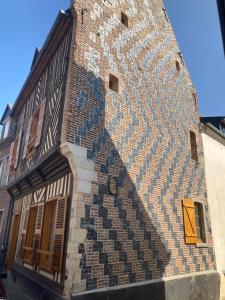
[2,273,32,300]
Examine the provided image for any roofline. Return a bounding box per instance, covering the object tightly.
[201,120,225,141]
[11,9,71,116]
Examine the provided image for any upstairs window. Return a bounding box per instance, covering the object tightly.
[176,60,180,72]
[190,131,198,161]
[9,131,22,172]
[109,74,119,93]
[23,98,46,159]
[121,12,128,27]
[0,156,9,187]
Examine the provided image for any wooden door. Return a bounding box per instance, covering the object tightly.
[7,213,20,270]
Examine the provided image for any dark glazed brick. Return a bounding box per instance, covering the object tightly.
[109,230,117,240]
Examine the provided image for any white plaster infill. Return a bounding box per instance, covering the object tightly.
[60,142,97,193]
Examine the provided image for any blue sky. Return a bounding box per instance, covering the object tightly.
[0,0,224,118]
[164,0,225,116]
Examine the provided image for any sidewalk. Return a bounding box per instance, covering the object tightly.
[2,273,32,300]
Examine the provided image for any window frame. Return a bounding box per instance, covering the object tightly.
[194,200,208,248]
[190,131,198,161]
[0,209,4,234]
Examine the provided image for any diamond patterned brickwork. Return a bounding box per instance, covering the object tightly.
[62,0,216,294]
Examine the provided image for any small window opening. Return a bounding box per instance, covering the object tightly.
[28,109,40,154]
[190,131,198,161]
[192,93,197,108]
[176,60,180,72]
[178,52,184,65]
[109,74,119,93]
[162,8,169,23]
[121,12,128,27]
[194,202,206,243]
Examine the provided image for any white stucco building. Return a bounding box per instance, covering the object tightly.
[201,116,225,300]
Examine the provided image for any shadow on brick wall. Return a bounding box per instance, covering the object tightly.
[67,61,171,299]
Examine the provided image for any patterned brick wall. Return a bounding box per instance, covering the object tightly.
[63,0,216,293]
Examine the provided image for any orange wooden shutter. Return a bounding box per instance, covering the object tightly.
[33,204,44,267]
[52,197,67,273]
[35,98,46,148]
[182,199,197,244]
[22,117,32,159]
[14,130,22,168]
[9,141,15,167]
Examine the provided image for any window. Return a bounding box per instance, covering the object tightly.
[9,136,19,172]
[109,74,119,93]
[190,131,198,161]
[0,156,9,187]
[183,199,206,245]
[192,93,197,108]
[176,60,180,72]
[121,12,128,27]
[0,210,4,233]
[162,8,169,22]
[39,200,57,273]
[28,109,40,154]
[194,202,206,243]
[21,197,67,276]
[23,98,46,159]
[22,206,37,265]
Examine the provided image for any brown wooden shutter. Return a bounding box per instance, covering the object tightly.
[35,98,46,148]
[14,130,22,169]
[23,207,37,264]
[33,204,44,267]
[23,117,32,159]
[52,197,67,273]
[9,141,15,167]
[20,209,29,262]
[182,199,197,244]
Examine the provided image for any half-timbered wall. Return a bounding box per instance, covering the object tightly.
[11,172,72,283]
[8,28,71,185]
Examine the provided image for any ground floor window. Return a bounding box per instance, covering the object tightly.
[21,196,67,280]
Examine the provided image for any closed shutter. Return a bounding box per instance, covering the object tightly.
[14,130,22,169]
[9,141,15,167]
[182,199,197,244]
[33,204,44,267]
[20,209,29,261]
[52,197,67,273]
[23,206,37,264]
[23,118,32,159]
[35,98,46,148]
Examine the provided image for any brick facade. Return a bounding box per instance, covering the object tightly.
[61,0,216,296]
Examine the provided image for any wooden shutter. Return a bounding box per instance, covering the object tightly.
[52,197,67,273]
[23,207,37,264]
[7,213,21,270]
[14,130,22,168]
[35,98,46,148]
[182,199,197,244]
[9,141,15,167]
[33,204,44,267]
[23,117,32,159]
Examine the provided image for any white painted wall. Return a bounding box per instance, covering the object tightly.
[202,128,225,271]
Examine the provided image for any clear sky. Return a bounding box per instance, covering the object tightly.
[164,0,225,116]
[0,0,224,118]
[0,0,69,117]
